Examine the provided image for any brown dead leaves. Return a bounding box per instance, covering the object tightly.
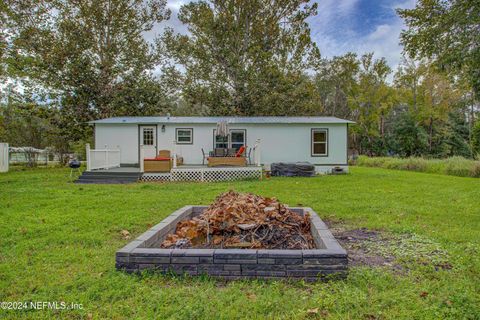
[160,191,315,250]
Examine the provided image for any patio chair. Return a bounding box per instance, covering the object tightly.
[214,148,226,157]
[157,149,183,165]
[247,147,252,165]
[158,150,170,158]
[227,148,237,157]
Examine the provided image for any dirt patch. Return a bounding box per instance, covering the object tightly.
[327,224,396,268]
[325,220,452,272]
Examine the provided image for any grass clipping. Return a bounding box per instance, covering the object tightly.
[161,191,315,249]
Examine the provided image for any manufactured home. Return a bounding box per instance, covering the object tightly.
[80,116,353,183]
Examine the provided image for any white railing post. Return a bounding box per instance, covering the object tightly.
[254,139,261,166]
[0,143,9,173]
[117,145,121,168]
[172,140,177,168]
[140,145,145,173]
[86,143,91,171]
[104,144,108,168]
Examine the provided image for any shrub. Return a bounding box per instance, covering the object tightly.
[356,156,480,178]
[472,121,480,157]
[469,162,480,178]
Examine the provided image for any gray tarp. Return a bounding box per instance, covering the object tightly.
[270,162,315,177]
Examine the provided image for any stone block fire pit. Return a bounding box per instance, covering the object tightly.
[116,206,348,281]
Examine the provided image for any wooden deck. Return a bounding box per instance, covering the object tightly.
[92,167,140,173]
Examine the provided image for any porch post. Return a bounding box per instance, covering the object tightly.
[172,139,177,168]
[255,139,261,166]
[86,143,91,171]
[105,149,108,168]
[140,145,145,173]
[117,145,121,168]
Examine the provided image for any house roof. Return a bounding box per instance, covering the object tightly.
[89,116,355,124]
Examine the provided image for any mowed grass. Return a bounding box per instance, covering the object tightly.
[0,167,479,319]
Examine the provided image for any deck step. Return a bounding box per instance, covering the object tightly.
[75,179,138,184]
[82,171,140,177]
[77,175,139,180]
[75,170,142,184]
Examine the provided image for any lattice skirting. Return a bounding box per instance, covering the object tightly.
[141,167,262,183]
[141,173,171,182]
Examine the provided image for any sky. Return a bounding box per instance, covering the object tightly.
[148,0,416,71]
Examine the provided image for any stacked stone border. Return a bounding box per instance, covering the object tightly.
[116,206,348,281]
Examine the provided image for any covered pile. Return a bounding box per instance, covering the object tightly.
[161,191,315,249]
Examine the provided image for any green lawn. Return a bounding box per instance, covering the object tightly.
[0,167,479,319]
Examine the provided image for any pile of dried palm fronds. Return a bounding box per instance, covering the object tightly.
[161,191,315,249]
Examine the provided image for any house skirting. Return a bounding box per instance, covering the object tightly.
[141,166,263,183]
[314,165,349,174]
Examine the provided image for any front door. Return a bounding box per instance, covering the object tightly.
[140,125,157,158]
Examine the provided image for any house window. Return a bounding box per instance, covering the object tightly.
[143,128,154,146]
[213,129,246,150]
[214,135,228,149]
[311,129,328,156]
[230,130,246,151]
[176,128,193,144]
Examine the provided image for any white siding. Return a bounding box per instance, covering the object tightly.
[95,124,139,164]
[95,122,349,167]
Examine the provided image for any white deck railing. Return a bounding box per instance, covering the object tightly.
[0,143,8,173]
[86,143,121,171]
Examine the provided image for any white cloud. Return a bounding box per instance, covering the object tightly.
[310,0,416,77]
[142,0,190,43]
[143,0,416,78]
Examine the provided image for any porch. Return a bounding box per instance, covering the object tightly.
[81,144,263,183]
[77,164,262,184]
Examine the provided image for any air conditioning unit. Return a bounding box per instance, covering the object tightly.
[331,166,346,175]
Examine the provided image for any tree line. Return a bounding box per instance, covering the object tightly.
[1,0,479,160]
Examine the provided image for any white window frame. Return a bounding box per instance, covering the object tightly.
[141,127,156,146]
[213,129,246,150]
[311,128,328,157]
[176,128,193,144]
[229,129,246,150]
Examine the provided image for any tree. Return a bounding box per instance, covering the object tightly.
[439,112,472,158]
[0,95,52,150]
[4,0,171,142]
[0,1,8,81]
[417,65,462,152]
[398,0,480,99]
[315,53,359,119]
[387,111,428,157]
[348,53,394,155]
[471,121,480,157]
[160,0,321,116]
[394,60,468,156]
[394,57,428,114]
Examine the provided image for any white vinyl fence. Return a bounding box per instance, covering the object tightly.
[0,143,8,172]
[86,143,121,171]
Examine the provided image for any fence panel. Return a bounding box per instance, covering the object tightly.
[89,149,121,170]
[0,143,9,172]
